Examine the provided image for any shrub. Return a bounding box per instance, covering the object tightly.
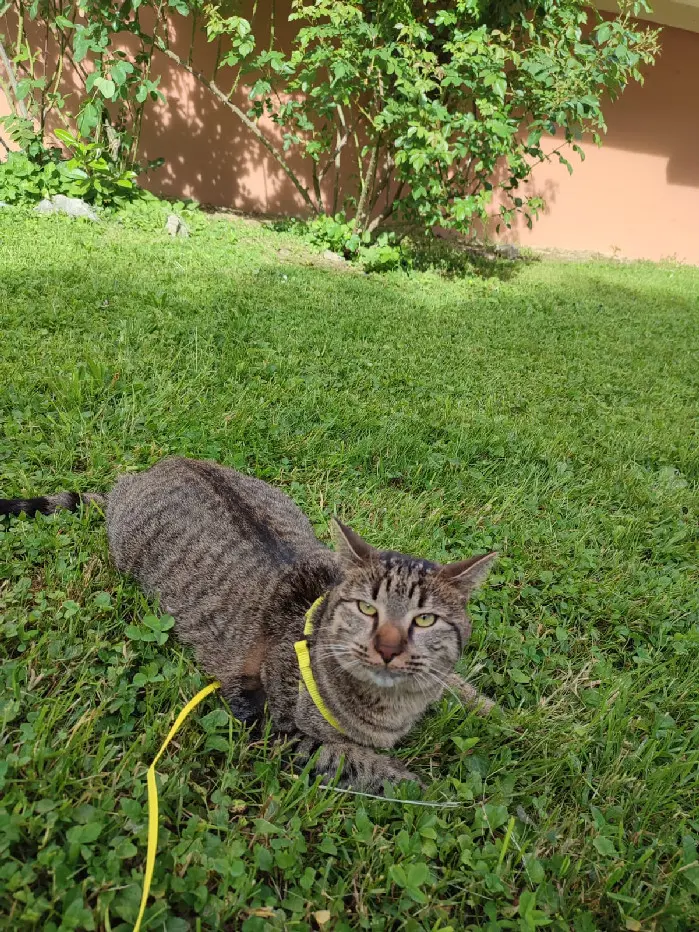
[0,122,154,207]
[202,0,659,236]
[1,0,659,236]
[290,213,406,272]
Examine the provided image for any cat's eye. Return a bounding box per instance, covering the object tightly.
[357,600,378,617]
[413,613,437,628]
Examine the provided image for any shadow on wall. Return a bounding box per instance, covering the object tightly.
[139,2,313,215]
[138,11,699,222]
[605,23,699,188]
[2,7,698,215]
[482,171,560,245]
[485,22,699,247]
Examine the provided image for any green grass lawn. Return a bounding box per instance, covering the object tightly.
[1,204,698,932]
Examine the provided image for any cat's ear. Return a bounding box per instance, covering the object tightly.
[437,552,497,597]
[330,518,375,566]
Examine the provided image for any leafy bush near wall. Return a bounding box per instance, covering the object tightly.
[1,0,659,237]
[0,121,152,206]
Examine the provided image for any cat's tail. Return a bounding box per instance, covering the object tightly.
[0,491,106,518]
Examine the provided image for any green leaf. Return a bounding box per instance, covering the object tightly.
[94,77,116,99]
[254,818,283,836]
[113,840,138,858]
[110,61,134,88]
[73,29,94,63]
[452,736,480,753]
[254,844,273,871]
[593,836,619,858]
[200,708,229,732]
[406,862,431,888]
[509,668,530,683]
[63,897,96,931]
[54,128,77,147]
[524,856,546,884]
[249,79,272,100]
[66,822,103,845]
[389,864,408,888]
[15,78,34,100]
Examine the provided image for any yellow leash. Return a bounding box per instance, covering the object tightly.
[132,680,220,932]
[133,595,339,931]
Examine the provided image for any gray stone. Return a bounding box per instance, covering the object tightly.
[34,195,99,221]
[322,249,346,263]
[0,201,8,208]
[34,198,56,215]
[53,195,99,220]
[494,243,520,260]
[165,213,190,237]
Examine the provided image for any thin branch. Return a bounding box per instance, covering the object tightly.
[317,104,353,183]
[156,41,318,213]
[132,1,166,162]
[318,125,349,182]
[14,2,24,59]
[368,153,393,215]
[352,128,364,190]
[0,34,28,118]
[38,8,48,132]
[330,104,347,216]
[212,35,222,83]
[366,180,405,234]
[40,2,69,134]
[227,0,261,97]
[311,159,323,212]
[355,136,380,230]
[188,10,197,67]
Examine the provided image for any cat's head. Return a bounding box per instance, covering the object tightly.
[325,519,496,690]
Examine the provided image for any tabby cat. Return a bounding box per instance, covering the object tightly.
[1,457,497,790]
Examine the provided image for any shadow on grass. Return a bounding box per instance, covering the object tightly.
[266,218,536,282]
[406,238,538,281]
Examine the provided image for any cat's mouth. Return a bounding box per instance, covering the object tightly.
[350,655,410,688]
[331,646,411,689]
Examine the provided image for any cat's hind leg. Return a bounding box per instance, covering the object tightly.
[220,674,267,726]
[217,640,269,727]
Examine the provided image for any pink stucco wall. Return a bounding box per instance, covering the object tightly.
[499,24,699,263]
[2,15,698,263]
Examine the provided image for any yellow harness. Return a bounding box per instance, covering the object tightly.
[133,593,340,932]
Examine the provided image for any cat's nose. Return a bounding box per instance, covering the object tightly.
[374,625,405,664]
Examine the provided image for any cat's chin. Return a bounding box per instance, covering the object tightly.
[349,665,408,689]
[366,669,403,688]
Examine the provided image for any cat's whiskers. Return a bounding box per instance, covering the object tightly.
[412,672,436,705]
[420,668,463,707]
[313,648,355,659]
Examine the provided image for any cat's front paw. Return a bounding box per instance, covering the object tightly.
[472,695,496,716]
[371,758,425,793]
[310,740,423,793]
